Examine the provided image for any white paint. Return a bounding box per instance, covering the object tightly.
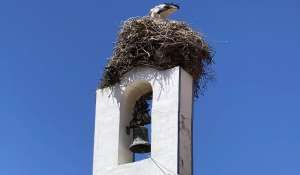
[93,67,193,175]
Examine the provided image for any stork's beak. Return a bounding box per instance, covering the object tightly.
[172,4,180,9]
[168,3,180,9]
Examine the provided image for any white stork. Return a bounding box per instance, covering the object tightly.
[149,3,180,19]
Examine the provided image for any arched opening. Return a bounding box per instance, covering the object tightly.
[118,81,153,164]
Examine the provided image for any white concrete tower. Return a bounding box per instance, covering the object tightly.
[93,66,193,175]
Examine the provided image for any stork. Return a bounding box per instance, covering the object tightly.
[149,3,180,19]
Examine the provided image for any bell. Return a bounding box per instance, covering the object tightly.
[129,126,151,153]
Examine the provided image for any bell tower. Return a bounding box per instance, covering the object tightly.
[93,66,193,175]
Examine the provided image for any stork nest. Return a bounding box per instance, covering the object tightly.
[99,16,214,97]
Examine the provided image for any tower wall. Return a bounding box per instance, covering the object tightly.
[93,67,193,175]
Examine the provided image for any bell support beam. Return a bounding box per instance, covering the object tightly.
[93,66,193,175]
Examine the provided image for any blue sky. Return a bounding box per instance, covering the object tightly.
[1,0,300,174]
